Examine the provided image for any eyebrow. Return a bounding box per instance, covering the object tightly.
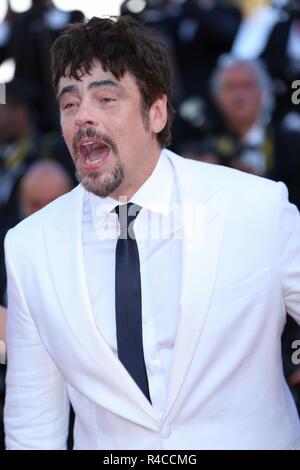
[88,80,121,91]
[57,85,77,102]
[57,79,122,102]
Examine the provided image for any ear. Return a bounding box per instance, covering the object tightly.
[149,95,168,135]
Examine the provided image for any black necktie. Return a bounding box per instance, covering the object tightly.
[115,203,151,402]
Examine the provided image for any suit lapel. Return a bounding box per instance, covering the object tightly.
[164,152,225,418]
[43,185,161,428]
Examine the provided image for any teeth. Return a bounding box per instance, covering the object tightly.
[86,156,103,165]
[81,141,97,146]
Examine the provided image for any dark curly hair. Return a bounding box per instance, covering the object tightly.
[51,15,174,147]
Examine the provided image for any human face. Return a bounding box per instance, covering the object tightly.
[58,61,167,199]
[217,65,262,134]
[20,171,71,217]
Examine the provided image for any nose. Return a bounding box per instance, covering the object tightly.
[74,100,98,128]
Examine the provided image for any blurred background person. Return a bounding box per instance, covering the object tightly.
[181,57,300,207]
[18,158,73,217]
[232,0,283,60]
[168,0,241,98]
[0,0,84,133]
[206,57,276,176]
[0,76,76,307]
[0,158,72,306]
[210,57,300,210]
[232,0,300,128]
[171,0,242,147]
[260,0,300,125]
[0,78,41,308]
[0,79,39,232]
[120,0,242,148]
[0,78,40,314]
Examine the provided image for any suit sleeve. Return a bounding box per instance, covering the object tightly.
[4,229,70,450]
[277,182,300,325]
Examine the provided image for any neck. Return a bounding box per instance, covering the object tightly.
[110,147,161,202]
[228,118,258,139]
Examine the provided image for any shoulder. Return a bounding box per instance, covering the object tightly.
[166,149,278,198]
[165,149,289,228]
[5,185,83,252]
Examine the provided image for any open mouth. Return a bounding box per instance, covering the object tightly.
[78,140,110,168]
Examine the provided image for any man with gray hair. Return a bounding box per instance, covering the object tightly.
[185,56,300,197]
[209,57,274,176]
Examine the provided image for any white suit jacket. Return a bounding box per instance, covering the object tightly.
[4,150,300,450]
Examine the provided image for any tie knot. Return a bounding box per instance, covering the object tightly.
[115,203,142,237]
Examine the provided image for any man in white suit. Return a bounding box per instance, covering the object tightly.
[4,16,300,450]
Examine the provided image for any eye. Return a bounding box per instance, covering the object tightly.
[99,97,116,103]
[63,102,77,110]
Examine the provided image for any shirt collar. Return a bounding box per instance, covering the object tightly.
[88,150,173,230]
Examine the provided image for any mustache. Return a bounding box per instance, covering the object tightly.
[72,127,118,157]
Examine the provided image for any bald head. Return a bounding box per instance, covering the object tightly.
[19,159,72,217]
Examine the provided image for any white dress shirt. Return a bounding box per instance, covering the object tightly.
[82,152,182,413]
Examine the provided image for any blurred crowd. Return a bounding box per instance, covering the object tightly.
[0,0,300,448]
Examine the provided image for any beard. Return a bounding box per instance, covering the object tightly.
[72,127,125,198]
[75,160,124,198]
